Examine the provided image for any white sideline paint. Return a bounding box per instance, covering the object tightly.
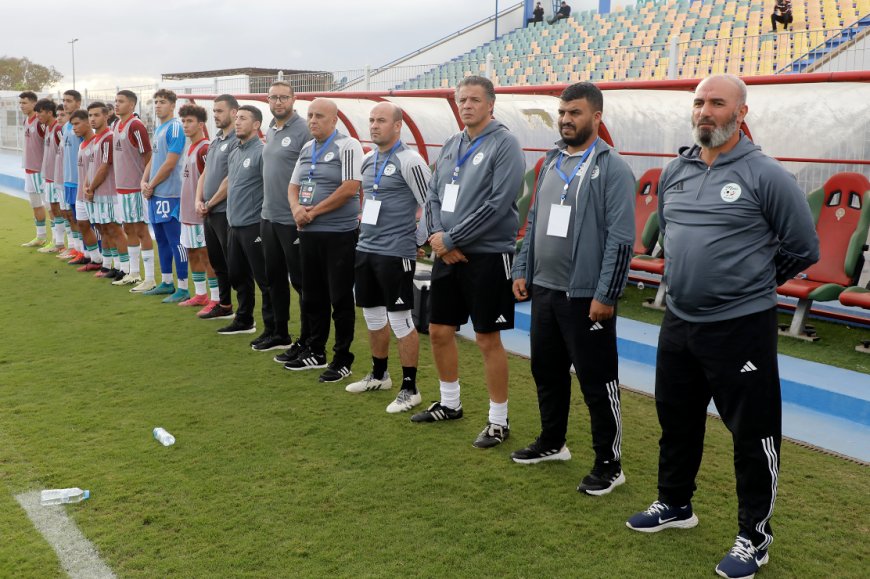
[14,491,116,578]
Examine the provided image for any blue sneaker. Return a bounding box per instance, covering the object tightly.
[715,534,769,579]
[626,500,699,532]
[142,282,175,296]
[162,288,190,303]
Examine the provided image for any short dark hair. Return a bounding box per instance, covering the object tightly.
[70,110,89,122]
[116,89,138,104]
[238,105,262,124]
[214,94,239,109]
[34,98,56,114]
[270,80,294,94]
[56,103,65,114]
[456,76,495,102]
[87,101,109,114]
[153,88,177,103]
[19,91,38,102]
[179,103,207,123]
[63,89,82,102]
[560,82,604,113]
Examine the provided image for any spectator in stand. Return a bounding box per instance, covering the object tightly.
[528,2,544,25]
[771,0,793,32]
[549,1,571,24]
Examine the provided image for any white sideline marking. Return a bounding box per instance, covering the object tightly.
[14,491,116,578]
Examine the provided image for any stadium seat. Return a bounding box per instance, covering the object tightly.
[627,168,667,309]
[778,173,870,340]
[516,156,546,251]
[838,287,870,352]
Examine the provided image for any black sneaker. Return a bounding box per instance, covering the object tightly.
[198,303,234,320]
[250,330,273,348]
[511,438,572,464]
[410,401,463,423]
[112,269,126,281]
[283,348,327,371]
[273,340,304,364]
[318,361,352,383]
[472,422,510,449]
[577,460,626,496]
[253,334,293,352]
[217,319,256,335]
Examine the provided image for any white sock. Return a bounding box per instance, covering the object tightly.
[488,400,508,427]
[194,279,206,296]
[161,273,173,285]
[142,249,155,282]
[36,223,47,239]
[177,278,188,290]
[114,255,122,270]
[89,249,103,264]
[439,380,461,410]
[128,245,141,276]
[53,222,65,246]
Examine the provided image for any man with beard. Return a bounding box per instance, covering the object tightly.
[626,75,819,579]
[510,82,634,496]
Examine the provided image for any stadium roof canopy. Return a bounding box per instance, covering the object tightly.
[161,68,322,80]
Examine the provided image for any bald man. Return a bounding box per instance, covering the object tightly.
[345,102,431,414]
[286,98,364,383]
[626,75,819,579]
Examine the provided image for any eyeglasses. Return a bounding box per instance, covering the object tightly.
[267,95,293,103]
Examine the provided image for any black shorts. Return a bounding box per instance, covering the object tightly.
[354,251,416,311]
[429,252,515,333]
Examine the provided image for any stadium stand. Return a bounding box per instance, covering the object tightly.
[400,0,870,89]
[777,173,870,340]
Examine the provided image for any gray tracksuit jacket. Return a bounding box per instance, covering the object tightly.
[512,140,636,306]
[425,119,525,254]
[659,134,819,322]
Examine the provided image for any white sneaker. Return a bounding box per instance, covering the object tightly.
[386,388,422,413]
[130,279,157,293]
[345,371,392,393]
[112,273,141,286]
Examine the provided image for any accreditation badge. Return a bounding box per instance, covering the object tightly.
[300,181,316,205]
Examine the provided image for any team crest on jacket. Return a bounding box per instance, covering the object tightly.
[721,183,742,203]
[590,165,600,179]
[384,163,396,176]
[472,152,485,165]
[324,152,335,162]
[243,158,251,168]
[221,143,228,151]
[281,137,291,147]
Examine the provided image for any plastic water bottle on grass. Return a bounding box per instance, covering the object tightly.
[41,488,90,506]
[637,282,645,291]
[153,427,176,446]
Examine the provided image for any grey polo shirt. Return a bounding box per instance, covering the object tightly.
[226,136,265,228]
[262,112,311,225]
[203,129,239,213]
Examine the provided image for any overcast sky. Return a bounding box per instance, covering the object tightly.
[2,0,600,91]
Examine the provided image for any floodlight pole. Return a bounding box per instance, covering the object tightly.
[68,38,79,89]
[495,0,499,40]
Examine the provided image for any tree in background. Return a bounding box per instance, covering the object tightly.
[0,56,63,91]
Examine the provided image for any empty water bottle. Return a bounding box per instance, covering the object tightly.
[41,488,90,506]
[637,282,645,291]
[153,427,176,446]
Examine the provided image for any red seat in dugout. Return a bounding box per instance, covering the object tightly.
[777,172,870,340]
[839,286,870,353]
[628,168,666,309]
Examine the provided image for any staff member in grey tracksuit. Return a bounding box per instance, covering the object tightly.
[196,94,239,320]
[511,83,635,497]
[287,98,364,383]
[259,81,312,355]
[413,76,526,451]
[217,105,275,340]
[626,75,819,579]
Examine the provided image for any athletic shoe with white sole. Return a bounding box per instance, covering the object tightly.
[577,461,625,495]
[130,279,157,293]
[346,371,392,393]
[472,422,510,449]
[179,294,209,307]
[715,534,769,579]
[318,361,352,383]
[37,244,61,254]
[142,282,175,296]
[252,334,293,352]
[626,500,699,532]
[217,319,256,335]
[411,401,463,423]
[511,439,572,464]
[112,273,141,286]
[198,302,233,320]
[386,388,422,413]
[284,348,327,371]
[273,340,304,364]
[21,237,46,247]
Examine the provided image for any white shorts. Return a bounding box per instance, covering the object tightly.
[44,182,63,204]
[75,199,89,222]
[120,191,149,224]
[25,172,45,208]
[181,223,206,249]
[91,197,124,225]
[59,194,71,211]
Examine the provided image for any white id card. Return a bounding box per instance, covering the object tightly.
[442,184,459,213]
[547,204,571,237]
[361,198,381,225]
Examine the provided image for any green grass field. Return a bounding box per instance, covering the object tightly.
[0,193,867,578]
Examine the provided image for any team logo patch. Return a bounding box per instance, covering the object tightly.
[590,165,600,180]
[835,208,846,221]
[324,152,335,162]
[472,152,485,165]
[220,143,228,152]
[644,195,652,205]
[196,232,205,244]
[281,136,291,147]
[243,158,251,168]
[383,163,396,176]
[720,183,742,203]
